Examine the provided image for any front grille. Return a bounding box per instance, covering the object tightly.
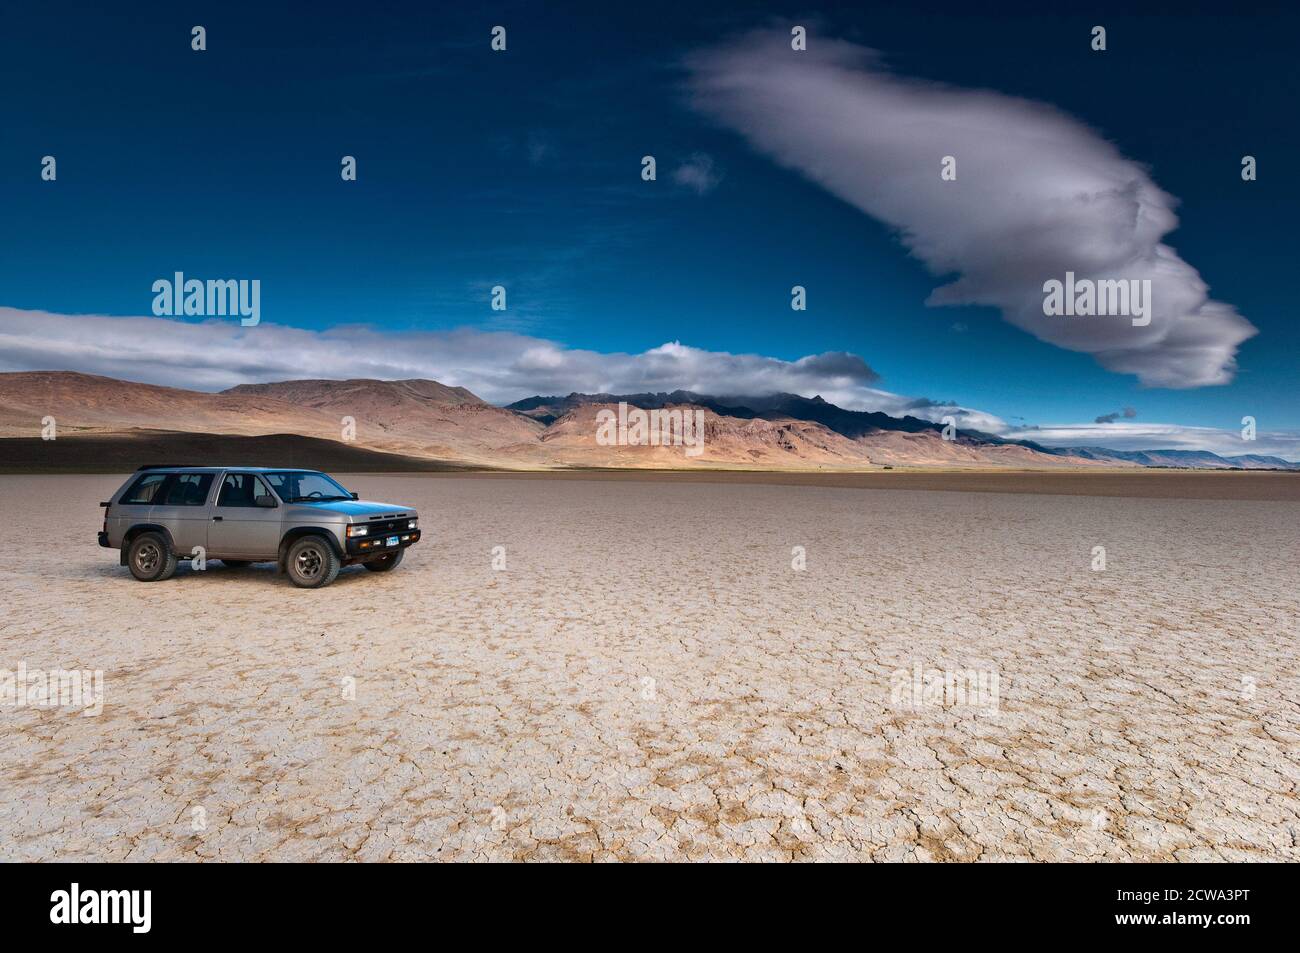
[360,516,412,536]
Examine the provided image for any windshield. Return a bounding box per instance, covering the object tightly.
[263,471,352,503]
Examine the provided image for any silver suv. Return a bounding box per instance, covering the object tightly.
[98,466,421,588]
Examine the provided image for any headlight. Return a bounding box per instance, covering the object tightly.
[408,519,418,530]
[346,525,368,537]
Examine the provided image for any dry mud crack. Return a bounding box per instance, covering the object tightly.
[1,475,1296,861]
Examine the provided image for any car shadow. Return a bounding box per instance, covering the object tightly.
[87,560,381,588]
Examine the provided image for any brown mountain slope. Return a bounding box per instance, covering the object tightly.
[851,429,1118,468]
[222,378,544,463]
[224,377,484,408]
[0,371,343,438]
[0,371,541,468]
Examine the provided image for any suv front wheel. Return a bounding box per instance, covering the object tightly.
[127,532,178,582]
[285,535,341,588]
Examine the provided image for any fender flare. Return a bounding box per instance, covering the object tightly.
[120,524,176,566]
[278,526,345,573]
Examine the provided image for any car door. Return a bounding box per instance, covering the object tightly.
[207,472,283,558]
[149,472,216,556]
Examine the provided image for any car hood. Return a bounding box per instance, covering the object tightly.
[291,499,416,519]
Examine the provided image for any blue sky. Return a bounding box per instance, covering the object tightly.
[1,2,1297,455]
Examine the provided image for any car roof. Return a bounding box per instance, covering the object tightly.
[134,465,322,473]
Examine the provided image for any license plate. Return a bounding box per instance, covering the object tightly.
[386,536,399,547]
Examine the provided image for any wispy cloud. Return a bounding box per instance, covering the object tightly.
[672,153,723,195]
[686,30,1257,388]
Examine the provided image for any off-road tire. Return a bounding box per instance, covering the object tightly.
[362,550,404,573]
[285,536,341,588]
[127,532,178,582]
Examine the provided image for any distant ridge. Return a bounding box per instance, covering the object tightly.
[509,391,1300,470]
[225,377,485,407]
[1055,446,1300,471]
[0,371,1294,471]
[510,390,946,436]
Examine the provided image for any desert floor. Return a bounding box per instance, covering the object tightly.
[1,473,1296,861]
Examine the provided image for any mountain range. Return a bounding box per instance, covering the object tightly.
[0,371,1295,472]
[1043,447,1300,470]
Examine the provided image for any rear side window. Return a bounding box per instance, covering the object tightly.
[120,472,168,504]
[217,473,275,508]
[159,472,214,507]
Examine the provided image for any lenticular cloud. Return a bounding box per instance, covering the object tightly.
[686,32,1257,387]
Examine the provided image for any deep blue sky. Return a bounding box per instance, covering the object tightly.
[1,1,1296,436]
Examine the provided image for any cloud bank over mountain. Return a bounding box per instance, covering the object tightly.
[686,30,1257,388]
[0,306,989,426]
[2,306,1293,458]
[1005,420,1300,461]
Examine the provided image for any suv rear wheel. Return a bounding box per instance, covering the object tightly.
[285,535,341,588]
[363,550,404,573]
[127,532,178,582]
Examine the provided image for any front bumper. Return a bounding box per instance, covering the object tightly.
[345,528,421,557]
[97,531,111,548]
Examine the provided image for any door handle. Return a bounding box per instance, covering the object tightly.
[212,516,223,521]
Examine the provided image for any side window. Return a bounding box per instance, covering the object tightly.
[217,473,275,508]
[120,472,168,505]
[250,476,275,506]
[159,473,214,507]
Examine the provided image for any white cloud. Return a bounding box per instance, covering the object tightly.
[672,153,723,195]
[686,31,1258,388]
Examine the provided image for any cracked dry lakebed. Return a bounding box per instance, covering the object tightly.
[1,473,1297,861]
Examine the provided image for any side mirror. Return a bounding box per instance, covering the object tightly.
[351,492,359,500]
[254,495,277,508]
